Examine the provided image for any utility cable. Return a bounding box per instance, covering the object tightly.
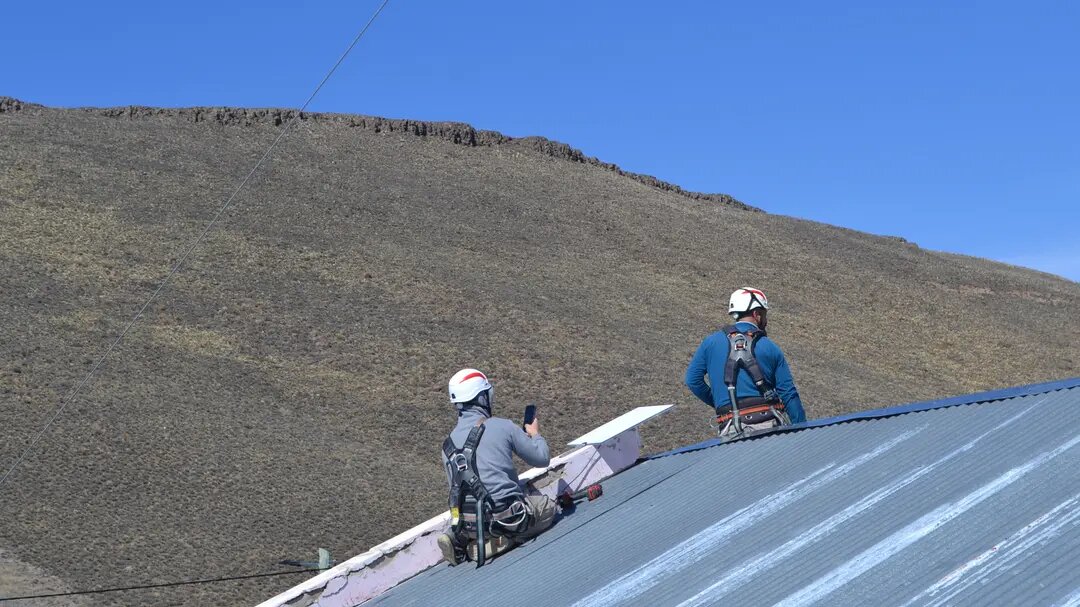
[0,568,324,602]
[0,0,392,492]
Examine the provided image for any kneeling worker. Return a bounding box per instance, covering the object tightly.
[438,368,557,565]
[685,287,806,435]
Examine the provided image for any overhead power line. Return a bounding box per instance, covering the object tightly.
[0,568,324,602]
[0,0,392,492]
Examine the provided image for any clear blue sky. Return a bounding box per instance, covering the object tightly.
[4,1,1078,280]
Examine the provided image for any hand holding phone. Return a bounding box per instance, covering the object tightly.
[522,404,538,436]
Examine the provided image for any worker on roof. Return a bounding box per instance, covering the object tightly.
[437,368,557,565]
[685,288,806,436]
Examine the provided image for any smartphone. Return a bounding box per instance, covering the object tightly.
[522,404,537,430]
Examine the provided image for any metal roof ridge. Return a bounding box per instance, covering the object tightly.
[649,376,1080,459]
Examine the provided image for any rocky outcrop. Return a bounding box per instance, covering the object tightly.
[0,97,756,211]
[0,97,43,113]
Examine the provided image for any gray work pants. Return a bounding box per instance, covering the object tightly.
[461,495,556,541]
[721,416,784,436]
[512,494,556,541]
[463,494,557,560]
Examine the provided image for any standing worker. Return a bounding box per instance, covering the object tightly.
[685,288,806,436]
[437,368,557,565]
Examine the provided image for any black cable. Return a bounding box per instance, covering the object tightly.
[0,0,393,492]
[2,1,386,601]
[0,568,323,602]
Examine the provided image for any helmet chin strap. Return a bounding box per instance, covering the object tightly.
[457,389,493,417]
[477,390,493,416]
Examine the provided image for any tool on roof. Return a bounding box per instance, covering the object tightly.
[557,483,603,509]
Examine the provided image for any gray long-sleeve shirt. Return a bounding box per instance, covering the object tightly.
[442,408,551,507]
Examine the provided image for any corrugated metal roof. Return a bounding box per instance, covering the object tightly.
[652,376,1080,459]
[369,379,1080,607]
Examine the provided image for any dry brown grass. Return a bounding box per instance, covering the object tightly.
[0,100,1076,606]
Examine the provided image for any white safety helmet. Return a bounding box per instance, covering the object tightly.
[728,287,769,319]
[448,368,494,411]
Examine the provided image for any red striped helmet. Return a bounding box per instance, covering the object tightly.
[448,368,493,405]
[728,287,769,319]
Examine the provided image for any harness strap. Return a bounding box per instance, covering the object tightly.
[441,436,456,460]
[444,418,506,567]
[442,419,486,467]
[715,396,783,415]
[719,325,781,433]
[464,499,529,531]
[722,325,773,391]
[444,420,489,531]
[716,403,786,424]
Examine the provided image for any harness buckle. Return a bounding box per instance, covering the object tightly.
[732,333,748,351]
[451,453,469,473]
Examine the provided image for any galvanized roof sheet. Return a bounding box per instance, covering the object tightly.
[369,379,1080,607]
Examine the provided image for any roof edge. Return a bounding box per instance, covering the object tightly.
[254,408,665,607]
[651,376,1080,459]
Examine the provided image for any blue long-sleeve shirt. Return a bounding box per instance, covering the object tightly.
[685,321,806,424]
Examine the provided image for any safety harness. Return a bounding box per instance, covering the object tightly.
[442,420,530,566]
[716,324,790,435]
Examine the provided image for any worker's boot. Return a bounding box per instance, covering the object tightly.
[437,532,466,566]
[465,535,514,562]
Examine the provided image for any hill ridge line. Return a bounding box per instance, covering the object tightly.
[0,95,758,212]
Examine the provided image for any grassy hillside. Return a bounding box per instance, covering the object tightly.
[0,97,1076,605]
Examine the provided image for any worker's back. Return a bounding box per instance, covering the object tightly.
[443,407,550,507]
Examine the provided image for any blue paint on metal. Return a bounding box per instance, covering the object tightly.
[369,381,1080,607]
[649,376,1080,459]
